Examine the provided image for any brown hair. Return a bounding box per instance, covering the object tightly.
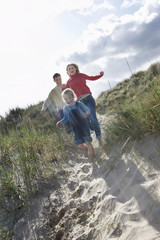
[66,63,80,74]
[53,73,61,81]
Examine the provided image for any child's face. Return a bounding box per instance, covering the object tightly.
[64,94,74,105]
[67,65,77,76]
[54,76,62,86]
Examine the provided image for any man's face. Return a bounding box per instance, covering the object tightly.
[54,76,62,86]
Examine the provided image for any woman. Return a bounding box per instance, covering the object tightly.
[64,63,104,142]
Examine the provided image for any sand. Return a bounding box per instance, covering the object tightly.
[13,114,160,240]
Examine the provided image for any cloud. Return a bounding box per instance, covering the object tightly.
[121,0,145,9]
[59,0,160,89]
[0,0,110,27]
[1,0,160,116]
[79,0,115,16]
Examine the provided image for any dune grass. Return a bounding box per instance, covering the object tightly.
[102,75,160,152]
[0,104,68,238]
[96,62,160,115]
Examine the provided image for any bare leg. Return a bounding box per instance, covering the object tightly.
[85,141,95,159]
[79,144,88,157]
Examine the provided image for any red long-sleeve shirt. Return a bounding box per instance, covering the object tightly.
[65,72,103,98]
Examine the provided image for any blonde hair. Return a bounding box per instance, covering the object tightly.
[66,63,80,74]
[62,88,77,101]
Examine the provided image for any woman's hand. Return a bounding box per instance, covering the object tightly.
[100,71,104,76]
[62,83,66,90]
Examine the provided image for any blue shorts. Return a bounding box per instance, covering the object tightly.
[73,121,92,145]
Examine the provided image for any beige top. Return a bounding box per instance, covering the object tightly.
[41,86,65,112]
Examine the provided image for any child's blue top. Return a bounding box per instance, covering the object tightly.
[61,101,90,125]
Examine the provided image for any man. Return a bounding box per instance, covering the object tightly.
[40,73,65,119]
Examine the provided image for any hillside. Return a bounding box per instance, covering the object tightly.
[13,131,160,240]
[0,62,160,239]
[96,62,160,116]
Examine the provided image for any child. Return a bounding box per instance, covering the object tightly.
[56,88,95,159]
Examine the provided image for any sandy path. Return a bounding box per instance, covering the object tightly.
[14,114,160,240]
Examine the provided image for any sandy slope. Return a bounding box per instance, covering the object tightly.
[14,114,160,240]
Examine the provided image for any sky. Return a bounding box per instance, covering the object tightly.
[0,0,160,117]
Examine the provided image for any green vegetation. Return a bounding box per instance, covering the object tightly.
[1,62,160,238]
[0,102,70,239]
[96,62,160,151]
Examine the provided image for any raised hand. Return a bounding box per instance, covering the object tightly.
[100,71,104,76]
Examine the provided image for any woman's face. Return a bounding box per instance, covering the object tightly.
[67,65,77,76]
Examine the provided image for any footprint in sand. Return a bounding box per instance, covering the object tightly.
[110,223,122,238]
[72,185,85,198]
[82,165,91,173]
[68,181,79,191]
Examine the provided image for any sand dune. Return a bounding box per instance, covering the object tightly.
[14,115,160,240]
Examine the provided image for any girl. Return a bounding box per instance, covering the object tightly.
[64,63,104,143]
[56,88,95,159]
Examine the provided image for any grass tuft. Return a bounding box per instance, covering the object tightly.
[102,75,160,152]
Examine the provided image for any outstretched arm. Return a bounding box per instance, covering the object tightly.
[82,71,104,81]
[41,88,56,112]
[40,110,46,115]
[56,121,63,128]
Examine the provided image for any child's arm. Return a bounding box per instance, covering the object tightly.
[56,106,70,128]
[78,101,90,118]
[56,121,63,128]
[84,112,89,118]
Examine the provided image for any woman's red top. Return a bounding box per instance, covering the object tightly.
[65,72,103,98]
